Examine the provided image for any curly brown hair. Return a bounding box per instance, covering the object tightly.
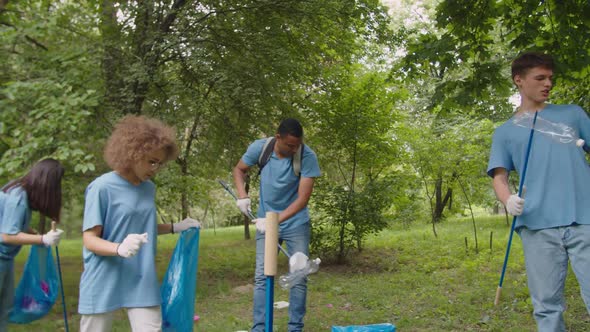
[104,115,179,171]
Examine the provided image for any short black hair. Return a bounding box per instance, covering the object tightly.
[277,118,303,138]
[511,51,554,80]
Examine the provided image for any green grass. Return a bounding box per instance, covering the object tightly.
[8,217,590,331]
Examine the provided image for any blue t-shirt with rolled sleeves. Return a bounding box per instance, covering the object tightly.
[242,138,321,232]
[0,187,32,270]
[487,104,590,230]
[78,172,160,315]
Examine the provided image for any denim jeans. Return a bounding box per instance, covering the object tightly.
[0,261,14,332]
[252,223,310,332]
[518,224,590,332]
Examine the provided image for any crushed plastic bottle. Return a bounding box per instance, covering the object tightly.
[513,111,585,147]
[278,258,321,289]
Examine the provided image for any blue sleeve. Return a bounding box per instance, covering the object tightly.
[241,139,266,167]
[576,106,590,146]
[301,146,321,178]
[487,127,514,177]
[83,182,106,232]
[0,192,28,236]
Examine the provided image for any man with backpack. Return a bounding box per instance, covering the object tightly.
[233,118,321,332]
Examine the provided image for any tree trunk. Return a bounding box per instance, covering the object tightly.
[0,0,9,12]
[458,177,478,253]
[432,177,452,223]
[99,0,125,115]
[180,158,189,219]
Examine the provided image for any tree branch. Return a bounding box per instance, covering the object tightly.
[24,35,48,51]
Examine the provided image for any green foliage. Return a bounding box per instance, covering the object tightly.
[435,0,590,110]
[1,0,393,232]
[307,68,402,262]
[0,0,105,217]
[396,112,496,227]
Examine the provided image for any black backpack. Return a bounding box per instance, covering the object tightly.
[257,137,303,177]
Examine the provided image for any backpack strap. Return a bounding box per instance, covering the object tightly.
[293,144,303,177]
[257,137,276,174]
[257,137,304,177]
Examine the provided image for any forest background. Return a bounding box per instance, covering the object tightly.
[1,0,590,262]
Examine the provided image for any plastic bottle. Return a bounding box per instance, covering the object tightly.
[278,258,321,289]
[513,111,585,147]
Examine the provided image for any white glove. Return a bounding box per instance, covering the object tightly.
[173,217,202,233]
[506,194,525,216]
[41,229,64,246]
[117,233,148,258]
[253,218,266,234]
[289,252,309,273]
[236,198,252,216]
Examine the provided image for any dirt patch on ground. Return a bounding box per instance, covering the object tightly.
[233,284,254,294]
[319,247,399,274]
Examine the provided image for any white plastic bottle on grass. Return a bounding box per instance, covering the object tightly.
[278,257,321,289]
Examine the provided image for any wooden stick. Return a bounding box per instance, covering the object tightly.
[264,212,279,276]
[494,287,502,306]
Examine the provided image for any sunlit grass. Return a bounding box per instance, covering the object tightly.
[8,216,589,331]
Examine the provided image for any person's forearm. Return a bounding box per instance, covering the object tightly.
[83,233,119,256]
[278,198,308,223]
[492,175,512,205]
[157,223,173,235]
[233,167,249,199]
[1,232,43,246]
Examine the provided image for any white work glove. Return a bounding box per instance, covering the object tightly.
[506,194,525,216]
[41,229,64,247]
[173,217,202,233]
[289,252,309,273]
[236,198,252,217]
[253,218,266,234]
[117,233,148,258]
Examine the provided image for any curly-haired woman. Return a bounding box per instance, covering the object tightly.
[0,158,65,329]
[78,115,201,332]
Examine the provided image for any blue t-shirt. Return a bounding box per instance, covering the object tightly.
[487,104,590,230]
[0,187,32,270]
[242,138,321,232]
[78,172,160,314]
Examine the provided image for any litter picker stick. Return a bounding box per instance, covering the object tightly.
[495,111,538,306]
[264,212,279,332]
[217,179,290,258]
[52,221,69,332]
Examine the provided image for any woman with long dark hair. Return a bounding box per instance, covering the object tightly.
[0,158,65,329]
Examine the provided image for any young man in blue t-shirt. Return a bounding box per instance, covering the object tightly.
[487,52,590,331]
[233,118,321,332]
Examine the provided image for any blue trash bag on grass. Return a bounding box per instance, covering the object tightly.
[332,323,396,332]
[9,245,58,323]
[161,228,200,332]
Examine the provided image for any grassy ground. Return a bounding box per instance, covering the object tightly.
[7,216,590,331]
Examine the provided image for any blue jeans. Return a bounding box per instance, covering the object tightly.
[518,224,590,332]
[252,223,310,332]
[0,261,14,331]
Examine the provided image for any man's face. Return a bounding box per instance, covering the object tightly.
[514,66,553,106]
[275,134,302,157]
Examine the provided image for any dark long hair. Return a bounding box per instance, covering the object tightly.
[3,158,65,221]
